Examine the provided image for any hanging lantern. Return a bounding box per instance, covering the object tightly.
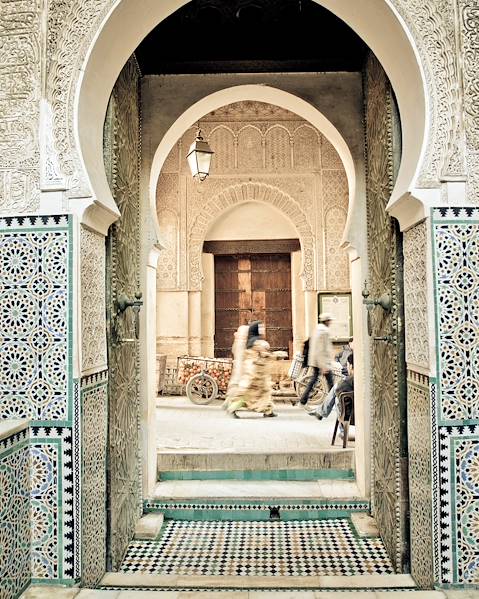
[186,126,214,181]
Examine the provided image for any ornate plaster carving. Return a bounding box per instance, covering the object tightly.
[156,209,179,290]
[46,0,115,194]
[80,226,107,373]
[458,1,479,203]
[188,182,315,291]
[203,100,299,121]
[324,206,349,290]
[0,0,41,213]
[156,104,349,294]
[403,221,430,370]
[393,0,465,184]
[407,370,434,589]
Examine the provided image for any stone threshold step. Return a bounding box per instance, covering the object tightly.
[20,586,461,598]
[158,468,355,482]
[157,451,354,474]
[100,573,417,590]
[152,479,363,500]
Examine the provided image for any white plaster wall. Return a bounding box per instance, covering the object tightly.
[205,202,297,241]
[156,291,189,361]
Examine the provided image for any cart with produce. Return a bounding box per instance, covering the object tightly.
[177,356,233,404]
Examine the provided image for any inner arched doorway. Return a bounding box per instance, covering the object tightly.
[74,0,432,592]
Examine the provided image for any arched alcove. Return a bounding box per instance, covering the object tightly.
[189,182,315,291]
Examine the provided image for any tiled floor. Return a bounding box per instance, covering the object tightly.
[120,519,392,577]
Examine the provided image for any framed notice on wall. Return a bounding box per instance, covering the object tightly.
[318,292,352,341]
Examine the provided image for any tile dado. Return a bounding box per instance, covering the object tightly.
[436,425,479,585]
[0,215,81,585]
[0,426,31,599]
[432,207,479,586]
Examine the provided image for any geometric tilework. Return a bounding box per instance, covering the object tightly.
[144,499,370,522]
[0,215,73,426]
[30,439,59,579]
[120,519,394,577]
[432,208,479,423]
[81,370,108,586]
[0,427,31,599]
[407,371,434,589]
[452,436,479,584]
[30,425,78,582]
[431,208,479,586]
[437,424,479,584]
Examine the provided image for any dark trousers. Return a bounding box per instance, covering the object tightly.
[300,367,335,405]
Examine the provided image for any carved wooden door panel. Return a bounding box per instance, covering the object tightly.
[214,255,241,357]
[103,59,142,570]
[214,254,292,357]
[365,54,408,572]
[251,254,292,353]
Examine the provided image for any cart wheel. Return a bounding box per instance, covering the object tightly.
[186,373,218,405]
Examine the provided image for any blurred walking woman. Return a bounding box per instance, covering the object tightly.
[227,321,287,418]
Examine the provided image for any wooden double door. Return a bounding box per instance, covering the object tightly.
[214,253,292,358]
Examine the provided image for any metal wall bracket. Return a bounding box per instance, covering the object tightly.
[362,280,392,337]
[112,290,143,346]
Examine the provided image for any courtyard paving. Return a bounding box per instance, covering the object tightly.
[156,397,354,454]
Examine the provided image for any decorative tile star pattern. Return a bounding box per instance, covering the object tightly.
[0,215,73,425]
[120,519,393,577]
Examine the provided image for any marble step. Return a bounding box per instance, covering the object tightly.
[152,479,362,500]
[100,572,418,591]
[157,450,355,478]
[22,587,452,598]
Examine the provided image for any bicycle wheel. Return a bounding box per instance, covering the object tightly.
[294,374,325,404]
[186,373,218,405]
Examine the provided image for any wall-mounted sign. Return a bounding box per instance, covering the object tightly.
[318,292,352,341]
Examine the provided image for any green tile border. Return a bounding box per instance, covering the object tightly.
[159,469,355,481]
[145,498,370,522]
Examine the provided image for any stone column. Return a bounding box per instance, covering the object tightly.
[141,248,161,498]
[188,290,202,356]
[291,251,305,353]
[349,253,371,500]
[201,253,215,356]
[304,290,318,337]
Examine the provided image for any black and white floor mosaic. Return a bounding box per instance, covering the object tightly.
[120,518,394,576]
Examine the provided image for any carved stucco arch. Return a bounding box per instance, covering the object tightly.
[188,182,315,291]
[59,0,449,234]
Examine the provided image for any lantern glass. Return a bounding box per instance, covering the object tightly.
[186,131,214,181]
